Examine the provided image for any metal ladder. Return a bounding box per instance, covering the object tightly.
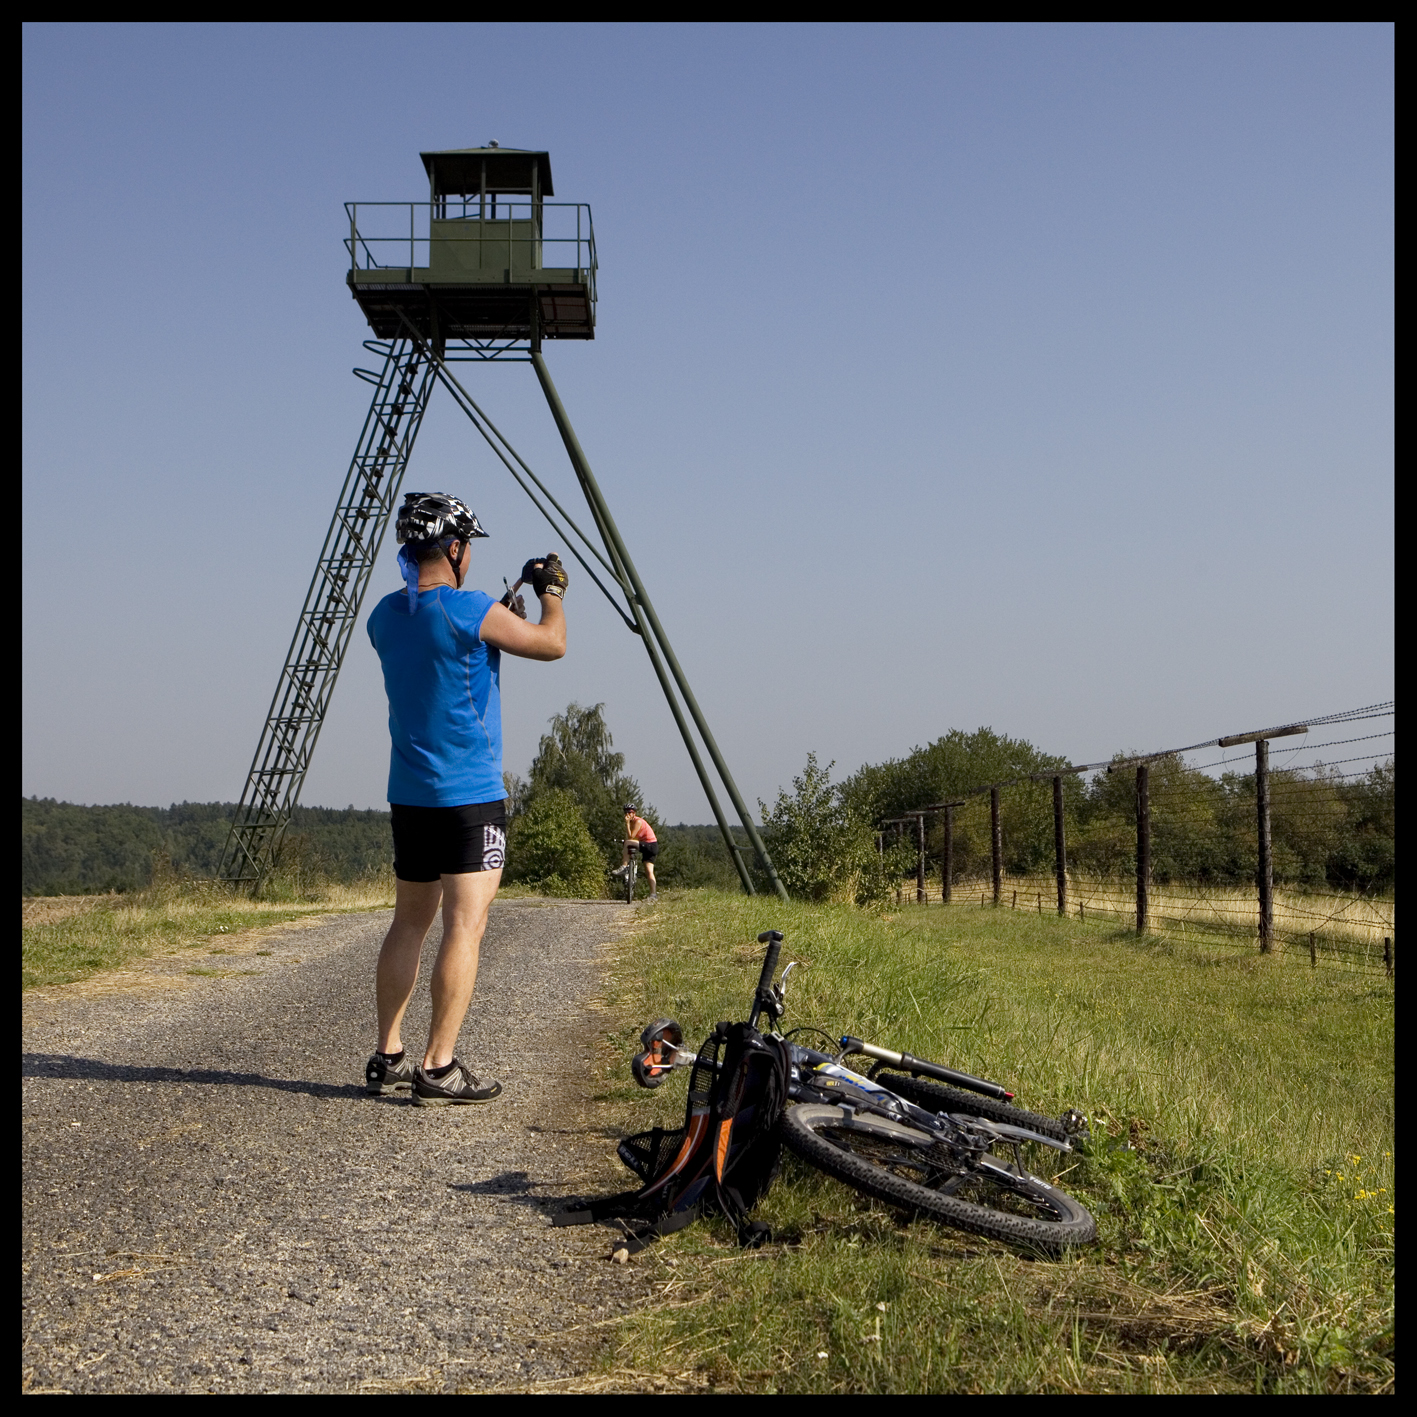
[217,339,435,884]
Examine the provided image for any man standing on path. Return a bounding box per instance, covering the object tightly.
[364,492,568,1106]
[620,804,659,902]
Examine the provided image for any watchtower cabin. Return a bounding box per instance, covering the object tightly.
[346,145,596,347]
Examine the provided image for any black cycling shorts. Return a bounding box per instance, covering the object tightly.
[636,840,659,864]
[391,801,507,882]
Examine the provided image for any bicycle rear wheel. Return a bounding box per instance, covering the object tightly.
[869,1071,1069,1143]
[781,1103,1095,1251]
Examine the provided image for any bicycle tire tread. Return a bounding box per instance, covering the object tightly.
[872,1072,1069,1142]
[781,1103,1096,1250]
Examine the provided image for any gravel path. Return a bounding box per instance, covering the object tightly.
[22,899,660,1394]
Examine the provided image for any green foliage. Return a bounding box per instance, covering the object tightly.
[21,798,394,896]
[841,726,1074,827]
[512,701,749,892]
[600,892,1394,1393]
[759,753,909,904]
[520,702,646,865]
[653,824,752,891]
[505,789,607,898]
[841,728,1079,882]
[1070,757,1395,891]
[1326,760,1394,888]
[834,729,1394,894]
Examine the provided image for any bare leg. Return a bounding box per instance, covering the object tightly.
[376,878,443,1055]
[425,868,502,1069]
[644,861,657,893]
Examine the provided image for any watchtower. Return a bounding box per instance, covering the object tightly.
[347,145,595,345]
[220,146,785,900]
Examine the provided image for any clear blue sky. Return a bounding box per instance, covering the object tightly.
[23,23,1393,818]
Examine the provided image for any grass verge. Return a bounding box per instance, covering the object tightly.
[21,875,399,991]
[595,891,1394,1393]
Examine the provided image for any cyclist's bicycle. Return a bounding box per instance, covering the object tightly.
[619,840,640,904]
[631,930,1095,1250]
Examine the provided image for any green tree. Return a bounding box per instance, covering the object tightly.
[1073,753,1229,882]
[838,727,1079,882]
[505,790,607,898]
[839,726,1075,827]
[523,702,647,865]
[1331,761,1395,891]
[650,824,749,890]
[760,753,908,905]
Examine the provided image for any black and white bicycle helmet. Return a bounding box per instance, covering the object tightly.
[395,492,487,611]
[396,492,488,546]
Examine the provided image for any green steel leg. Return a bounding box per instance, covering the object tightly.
[531,352,789,902]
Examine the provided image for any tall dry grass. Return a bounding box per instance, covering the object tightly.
[22,870,398,990]
[895,874,1393,969]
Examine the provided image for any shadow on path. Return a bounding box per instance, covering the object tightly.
[23,1053,365,1100]
[449,1170,609,1219]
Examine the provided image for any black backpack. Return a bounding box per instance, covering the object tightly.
[553,1021,790,1256]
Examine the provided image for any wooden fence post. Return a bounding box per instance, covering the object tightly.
[1136,763,1150,934]
[915,813,926,904]
[942,805,953,905]
[1309,931,1316,967]
[1053,774,1067,917]
[1385,937,1393,977]
[991,785,1002,906]
[1256,739,1273,953]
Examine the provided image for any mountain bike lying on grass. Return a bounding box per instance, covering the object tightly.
[615,930,1096,1252]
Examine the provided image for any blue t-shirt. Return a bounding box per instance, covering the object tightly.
[366,586,503,807]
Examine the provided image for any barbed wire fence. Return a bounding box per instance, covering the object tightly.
[878,703,1394,974]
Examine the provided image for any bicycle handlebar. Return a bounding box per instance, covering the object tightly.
[755,930,783,992]
[750,930,784,1028]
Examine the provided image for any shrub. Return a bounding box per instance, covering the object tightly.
[759,753,909,905]
[506,789,607,898]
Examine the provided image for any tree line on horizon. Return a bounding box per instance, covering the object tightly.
[22,714,1392,898]
[773,729,1394,899]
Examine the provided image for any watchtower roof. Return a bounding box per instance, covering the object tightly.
[419,146,553,197]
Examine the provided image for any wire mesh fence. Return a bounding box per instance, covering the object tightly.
[881,703,1394,974]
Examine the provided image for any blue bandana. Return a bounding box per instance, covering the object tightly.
[397,546,421,614]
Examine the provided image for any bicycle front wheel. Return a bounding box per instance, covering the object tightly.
[624,861,636,904]
[781,1103,1095,1251]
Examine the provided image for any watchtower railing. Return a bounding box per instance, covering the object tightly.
[345,200,597,299]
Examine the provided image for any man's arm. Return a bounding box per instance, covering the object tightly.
[480,593,566,661]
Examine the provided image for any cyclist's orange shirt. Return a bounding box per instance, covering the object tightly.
[628,815,657,843]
